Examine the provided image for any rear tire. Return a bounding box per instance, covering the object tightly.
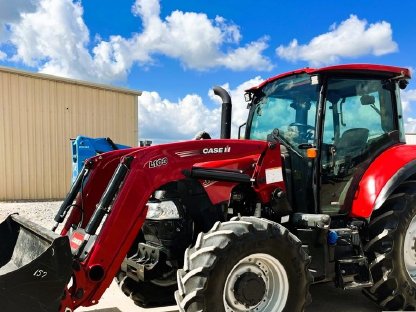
[364,183,416,311]
[175,216,311,312]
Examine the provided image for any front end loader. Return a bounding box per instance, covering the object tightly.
[0,138,285,311]
[0,215,72,311]
[1,64,415,312]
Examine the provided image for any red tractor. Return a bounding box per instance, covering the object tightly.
[0,64,415,312]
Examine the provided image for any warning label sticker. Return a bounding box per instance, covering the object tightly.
[265,167,283,184]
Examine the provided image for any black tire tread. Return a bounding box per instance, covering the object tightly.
[364,190,416,310]
[175,216,312,312]
[115,270,177,308]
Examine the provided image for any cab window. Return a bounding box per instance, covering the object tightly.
[320,78,396,214]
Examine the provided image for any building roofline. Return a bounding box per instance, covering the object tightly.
[0,65,142,96]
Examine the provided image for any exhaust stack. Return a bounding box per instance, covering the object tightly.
[213,86,232,139]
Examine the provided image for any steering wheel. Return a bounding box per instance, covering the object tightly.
[289,123,315,141]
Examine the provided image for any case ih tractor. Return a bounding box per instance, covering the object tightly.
[0,64,415,312]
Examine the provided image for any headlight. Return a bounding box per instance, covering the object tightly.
[146,200,181,220]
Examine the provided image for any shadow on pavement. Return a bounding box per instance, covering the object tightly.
[77,280,382,312]
[308,283,379,312]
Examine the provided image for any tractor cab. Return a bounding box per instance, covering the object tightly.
[245,65,410,216]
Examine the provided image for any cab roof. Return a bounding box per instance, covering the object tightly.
[246,64,411,92]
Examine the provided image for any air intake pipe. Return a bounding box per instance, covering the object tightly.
[213,86,232,139]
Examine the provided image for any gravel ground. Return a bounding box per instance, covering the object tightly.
[0,201,380,312]
[0,200,61,228]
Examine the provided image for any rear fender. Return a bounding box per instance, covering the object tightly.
[351,144,416,219]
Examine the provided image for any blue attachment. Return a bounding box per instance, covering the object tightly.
[71,136,130,184]
[327,230,339,246]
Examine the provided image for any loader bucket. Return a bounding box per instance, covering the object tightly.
[0,214,73,312]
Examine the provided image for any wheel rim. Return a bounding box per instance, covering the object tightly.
[404,214,416,283]
[223,253,289,312]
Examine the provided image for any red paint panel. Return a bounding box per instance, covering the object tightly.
[196,154,261,204]
[66,139,271,309]
[247,64,411,92]
[351,144,416,218]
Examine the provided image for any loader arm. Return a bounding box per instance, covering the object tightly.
[58,139,283,311]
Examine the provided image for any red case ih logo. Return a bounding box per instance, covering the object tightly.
[202,146,231,154]
[175,146,231,158]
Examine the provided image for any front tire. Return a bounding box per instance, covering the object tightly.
[175,217,311,312]
[364,183,416,310]
[116,271,177,308]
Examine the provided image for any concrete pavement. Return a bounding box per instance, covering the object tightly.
[77,281,380,312]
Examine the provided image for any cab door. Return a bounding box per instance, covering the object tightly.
[319,77,399,215]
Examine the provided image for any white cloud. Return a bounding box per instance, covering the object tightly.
[139,77,264,143]
[0,50,6,60]
[408,67,414,77]
[400,87,416,133]
[0,0,38,21]
[216,38,271,71]
[402,89,416,112]
[405,118,416,134]
[9,0,98,78]
[98,0,272,72]
[0,0,38,42]
[276,15,398,66]
[139,77,416,142]
[4,0,272,83]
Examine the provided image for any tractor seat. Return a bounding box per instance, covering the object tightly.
[336,128,369,157]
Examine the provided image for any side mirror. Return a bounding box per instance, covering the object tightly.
[244,92,252,102]
[399,80,409,90]
[360,94,375,105]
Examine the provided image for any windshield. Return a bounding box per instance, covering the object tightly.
[248,74,319,151]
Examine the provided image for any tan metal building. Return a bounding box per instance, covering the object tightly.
[0,66,140,200]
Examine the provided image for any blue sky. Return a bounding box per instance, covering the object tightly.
[1,0,416,143]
